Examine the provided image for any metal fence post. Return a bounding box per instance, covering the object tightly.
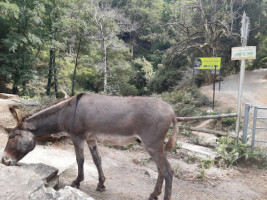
[242,103,250,144]
[251,106,258,150]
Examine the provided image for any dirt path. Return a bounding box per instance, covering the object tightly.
[201,68,267,150]
[57,144,267,200]
[201,68,267,110]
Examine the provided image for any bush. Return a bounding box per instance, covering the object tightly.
[149,68,183,93]
[214,136,266,167]
[155,87,212,116]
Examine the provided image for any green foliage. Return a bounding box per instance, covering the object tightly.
[0,0,266,96]
[200,159,214,170]
[130,57,154,95]
[0,0,44,94]
[214,135,267,168]
[108,65,138,96]
[222,117,236,131]
[149,68,183,93]
[156,87,212,116]
[215,137,251,167]
[184,155,199,164]
[181,129,192,136]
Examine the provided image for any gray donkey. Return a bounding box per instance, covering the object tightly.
[2,93,178,200]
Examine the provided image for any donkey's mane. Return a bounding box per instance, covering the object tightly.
[23,96,74,120]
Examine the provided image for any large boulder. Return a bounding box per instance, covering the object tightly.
[0,163,95,200]
[0,163,44,200]
[20,163,59,189]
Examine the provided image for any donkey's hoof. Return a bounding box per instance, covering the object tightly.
[71,181,80,189]
[148,195,158,200]
[96,183,106,192]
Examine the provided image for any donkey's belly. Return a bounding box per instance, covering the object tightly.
[88,133,139,146]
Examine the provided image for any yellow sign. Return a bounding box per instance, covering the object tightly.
[194,57,221,69]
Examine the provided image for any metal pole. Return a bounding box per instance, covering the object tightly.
[251,107,258,150]
[235,12,249,145]
[219,69,221,91]
[212,67,216,110]
[242,103,251,144]
[235,60,246,143]
[193,66,195,86]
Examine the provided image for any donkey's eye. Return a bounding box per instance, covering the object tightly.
[9,133,20,139]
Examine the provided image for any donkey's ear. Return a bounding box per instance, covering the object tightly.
[9,107,22,125]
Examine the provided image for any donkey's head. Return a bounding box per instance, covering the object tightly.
[2,107,35,166]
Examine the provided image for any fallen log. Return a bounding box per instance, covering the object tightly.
[179,125,237,138]
[176,113,237,122]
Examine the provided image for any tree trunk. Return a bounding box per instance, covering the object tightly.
[12,70,19,94]
[22,51,26,95]
[103,39,108,94]
[72,37,82,96]
[47,49,54,96]
[53,51,58,98]
[130,32,134,59]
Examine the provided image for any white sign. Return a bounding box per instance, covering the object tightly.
[231,46,256,60]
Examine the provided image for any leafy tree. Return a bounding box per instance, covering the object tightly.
[130,57,154,95]
[0,0,44,94]
[42,0,71,97]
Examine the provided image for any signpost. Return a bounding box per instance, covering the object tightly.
[231,46,256,60]
[194,57,221,109]
[233,12,256,145]
[194,57,221,69]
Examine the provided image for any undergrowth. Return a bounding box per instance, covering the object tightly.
[155,87,212,116]
[214,136,267,168]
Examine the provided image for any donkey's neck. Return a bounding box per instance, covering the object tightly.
[25,98,74,137]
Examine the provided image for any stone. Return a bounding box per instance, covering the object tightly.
[177,141,218,160]
[20,163,59,189]
[0,163,44,200]
[45,175,59,189]
[29,186,95,200]
[20,163,58,183]
[0,162,94,200]
[20,145,76,174]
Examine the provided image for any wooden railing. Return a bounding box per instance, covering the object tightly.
[176,113,237,138]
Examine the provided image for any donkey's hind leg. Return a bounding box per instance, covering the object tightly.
[148,150,173,200]
[87,140,106,191]
[149,167,164,200]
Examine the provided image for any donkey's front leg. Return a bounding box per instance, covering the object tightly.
[87,140,106,191]
[71,138,85,188]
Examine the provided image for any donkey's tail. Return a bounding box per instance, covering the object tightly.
[165,117,179,151]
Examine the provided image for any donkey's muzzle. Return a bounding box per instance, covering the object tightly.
[1,154,17,166]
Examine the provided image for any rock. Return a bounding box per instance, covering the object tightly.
[0,162,94,200]
[29,186,57,200]
[45,175,59,189]
[20,145,76,174]
[177,141,218,160]
[0,163,44,200]
[21,163,58,182]
[20,163,59,189]
[29,186,95,200]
